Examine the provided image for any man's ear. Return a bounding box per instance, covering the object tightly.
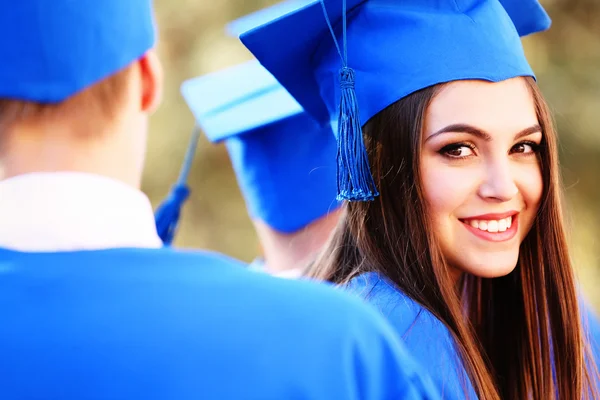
[138,49,163,114]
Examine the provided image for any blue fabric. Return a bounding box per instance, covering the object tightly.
[239,0,551,128]
[154,184,191,245]
[581,300,600,371]
[154,125,203,246]
[226,0,313,37]
[345,272,477,399]
[588,310,600,358]
[498,0,552,36]
[346,272,600,397]
[181,61,303,142]
[0,0,155,103]
[181,61,340,233]
[0,247,441,399]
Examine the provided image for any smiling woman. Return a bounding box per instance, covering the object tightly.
[421,77,544,280]
[240,0,600,397]
[309,75,598,399]
[308,73,592,397]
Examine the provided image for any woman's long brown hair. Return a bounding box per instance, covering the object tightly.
[307,77,598,399]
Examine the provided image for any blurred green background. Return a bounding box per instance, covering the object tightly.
[143,0,600,308]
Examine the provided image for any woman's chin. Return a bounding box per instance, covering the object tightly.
[451,251,520,279]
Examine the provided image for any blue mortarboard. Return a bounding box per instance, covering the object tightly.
[226,0,313,37]
[155,1,321,244]
[240,0,551,201]
[0,0,156,103]
[180,60,340,233]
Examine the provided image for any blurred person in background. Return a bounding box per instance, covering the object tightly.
[155,0,341,279]
[178,60,341,278]
[0,1,445,399]
[241,0,600,398]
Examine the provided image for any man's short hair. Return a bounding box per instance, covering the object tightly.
[0,64,134,132]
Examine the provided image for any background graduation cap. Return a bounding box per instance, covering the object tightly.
[0,0,155,103]
[239,0,551,202]
[225,0,312,36]
[180,60,340,234]
[155,0,339,244]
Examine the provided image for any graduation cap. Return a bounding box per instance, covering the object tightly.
[226,0,313,37]
[155,0,339,243]
[178,60,340,234]
[0,0,156,102]
[239,0,551,202]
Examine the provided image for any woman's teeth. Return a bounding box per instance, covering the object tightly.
[468,216,512,233]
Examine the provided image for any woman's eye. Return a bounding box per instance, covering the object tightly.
[441,144,475,158]
[511,142,539,154]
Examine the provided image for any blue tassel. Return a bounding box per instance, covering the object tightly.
[154,126,201,246]
[319,0,379,202]
[154,183,190,246]
[336,67,378,201]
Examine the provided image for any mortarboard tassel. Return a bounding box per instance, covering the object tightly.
[154,126,201,245]
[336,66,378,201]
[321,0,378,202]
[154,183,190,245]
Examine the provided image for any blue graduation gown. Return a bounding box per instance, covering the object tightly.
[346,272,477,399]
[581,300,600,370]
[0,247,440,400]
[347,272,600,399]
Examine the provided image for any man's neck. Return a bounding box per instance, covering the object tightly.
[254,208,342,275]
[0,123,143,188]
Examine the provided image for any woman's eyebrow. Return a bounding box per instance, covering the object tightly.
[425,123,542,142]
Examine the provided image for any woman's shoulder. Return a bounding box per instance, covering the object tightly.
[345,271,449,338]
[344,271,475,399]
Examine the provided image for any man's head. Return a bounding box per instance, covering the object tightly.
[0,0,162,187]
